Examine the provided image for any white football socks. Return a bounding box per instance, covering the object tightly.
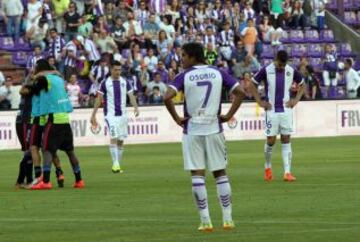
[264,143,273,169]
[191,176,211,224]
[118,147,124,167]
[109,144,119,166]
[216,176,232,222]
[282,143,292,174]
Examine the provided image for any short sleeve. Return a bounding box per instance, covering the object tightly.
[253,67,267,84]
[221,70,239,93]
[98,80,106,95]
[293,69,304,84]
[169,72,185,93]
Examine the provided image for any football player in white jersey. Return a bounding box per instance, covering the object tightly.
[164,43,246,232]
[91,61,139,173]
[248,50,305,182]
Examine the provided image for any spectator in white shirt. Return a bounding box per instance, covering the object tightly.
[344,59,360,99]
[26,0,43,32]
[2,0,24,42]
[0,76,14,110]
[144,48,158,73]
[66,74,83,108]
[123,12,143,38]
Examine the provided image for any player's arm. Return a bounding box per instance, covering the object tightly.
[286,70,305,108]
[164,87,186,127]
[90,93,103,126]
[128,92,139,117]
[220,85,246,123]
[249,68,272,110]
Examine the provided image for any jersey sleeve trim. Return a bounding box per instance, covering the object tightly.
[168,85,178,93]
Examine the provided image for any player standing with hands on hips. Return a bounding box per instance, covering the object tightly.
[164,43,246,232]
[248,50,305,182]
[91,61,139,173]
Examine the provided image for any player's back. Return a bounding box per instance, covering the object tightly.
[182,65,225,135]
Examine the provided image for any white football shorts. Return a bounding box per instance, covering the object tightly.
[105,116,128,140]
[265,109,293,136]
[182,133,227,172]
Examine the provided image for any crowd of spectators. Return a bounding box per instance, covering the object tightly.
[0,0,359,110]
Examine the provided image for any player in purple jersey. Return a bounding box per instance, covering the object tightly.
[164,43,246,232]
[248,50,305,182]
[91,61,139,173]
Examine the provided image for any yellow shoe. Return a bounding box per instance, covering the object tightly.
[112,164,122,173]
[198,222,214,232]
[223,221,235,230]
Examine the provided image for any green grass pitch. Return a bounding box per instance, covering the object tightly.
[0,136,360,242]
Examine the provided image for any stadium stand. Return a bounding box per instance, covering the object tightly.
[0,0,359,109]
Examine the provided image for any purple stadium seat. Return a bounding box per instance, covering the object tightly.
[0,37,15,51]
[140,48,147,56]
[353,58,360,71]
[326,0,337,10]
[344,0,355,9]
[12,51,30,66]
[290,58,301,68]
[260,58,273,67]
[321,29,335,42]
[291,44,307,58]
[15,37,32,51]
[261,44,275,58]
[320,86,328,98]
[279,30,290,43]
[77,78,91,94]
[308,43,324,57]
[121,49,131,59]
[357,11,360,24]
[356,0,360,8]
[339,43,356,57]
[276,44,290,53]
[304,30,321,43]
[309,57,323,71]
[289,30,305,43]
[328,86,338,99]
[344,11,357,24]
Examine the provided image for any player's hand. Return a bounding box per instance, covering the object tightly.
[134,107,139,117]
[219,114,232,123]
[260,101,272,110]
[90,115,98,127]
[286,99,298,108]
[175,117,188,127]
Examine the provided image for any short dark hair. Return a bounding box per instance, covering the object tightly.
[276,50,289,64]
[49,28,57,33]
[345,58,353,66]
[111,60,121,68]
[182,42,205,64]
[35,59,52,74]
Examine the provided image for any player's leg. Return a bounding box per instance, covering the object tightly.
[29,123,43,185]
[183,135,212,231]
[106,117,121,172]
[61,124,84,188]
[114,116,128,172]
[52,153,65,188]
[280,135,295,181]
[116,139,124,173]
[206,133,234,230]
[264,112,279,181]
[280,111,296,181]
[15,123,29,187]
